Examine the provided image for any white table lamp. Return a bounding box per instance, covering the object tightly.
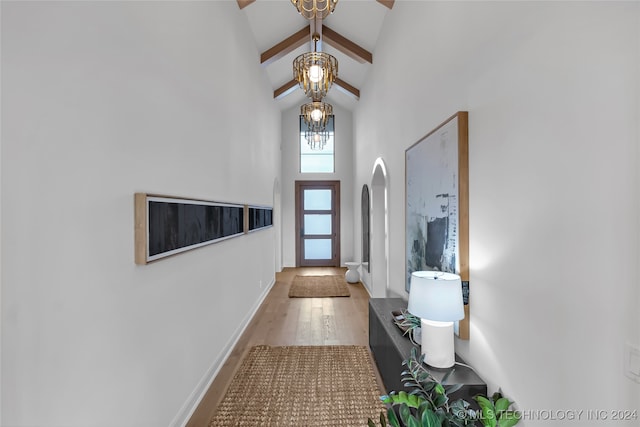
[407,271,465,368]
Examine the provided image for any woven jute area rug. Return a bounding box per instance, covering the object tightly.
[208,345,385,426]
[288,275,351,298]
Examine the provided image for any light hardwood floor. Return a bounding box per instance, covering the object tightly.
[186,267,383,427]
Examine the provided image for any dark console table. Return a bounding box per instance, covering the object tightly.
[369,298,487,403]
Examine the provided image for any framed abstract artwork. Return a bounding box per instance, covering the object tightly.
[247,205,274,232]
[134,193,245,265]
[405,112,469,339]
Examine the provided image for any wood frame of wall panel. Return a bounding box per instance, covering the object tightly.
[405,112,470,340]
[457,112,470,340]
[134,193,148,265]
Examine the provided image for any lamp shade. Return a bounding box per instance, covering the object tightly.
[407,271,464,322]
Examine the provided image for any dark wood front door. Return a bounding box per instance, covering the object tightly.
[295,181,340,267]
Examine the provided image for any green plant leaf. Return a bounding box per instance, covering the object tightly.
[411,347,419,359]
[368,411,392,427]
[420,408,442,427]
[441,368,454,384]
[387,407,400,427]
[494,397,512,415]
[380,411,388,427]
[398,391,411,405]
[450,399,472,420]
[474,395,497,427]
[474,395,494,411]
[417,401,430,414]
[445,383,463,396]
[407,393,422,409]
[421,381,436,393]
[399,404,414,425]
[433,393,448,408]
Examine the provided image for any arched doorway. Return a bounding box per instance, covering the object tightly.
[370,158,389,298]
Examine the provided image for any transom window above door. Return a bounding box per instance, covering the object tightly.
[299,115,335,173]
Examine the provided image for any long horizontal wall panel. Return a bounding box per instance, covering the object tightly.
[135,193,245,265]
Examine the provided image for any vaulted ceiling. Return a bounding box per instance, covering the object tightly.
[238,0,393,112]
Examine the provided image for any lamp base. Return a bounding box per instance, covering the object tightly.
[420,319,455,368]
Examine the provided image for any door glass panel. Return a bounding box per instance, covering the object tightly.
[304,189,332,211]
[304,214,332,235]
[304,239,332,260]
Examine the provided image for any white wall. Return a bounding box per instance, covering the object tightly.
[355,1,640,424]
[1,2,280,426]
[281,104,354,267]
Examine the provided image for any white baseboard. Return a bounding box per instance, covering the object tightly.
[364,284,373,298]
[360,274,374,297]
[170,278,276,427]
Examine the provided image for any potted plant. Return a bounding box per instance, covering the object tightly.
[368,348,521,427]
[392,309,422,346]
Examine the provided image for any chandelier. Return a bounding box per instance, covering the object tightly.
[293,51,338,100]
[293,34,338,100]
[291,0,338,20]
[292,0,338,150]
[300,100,333,131]
[304,129,330,151]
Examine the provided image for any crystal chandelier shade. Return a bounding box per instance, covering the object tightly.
[300,101,333,132]
[293,51,338,100]
[290,0,338,20]
[304,129,330,151]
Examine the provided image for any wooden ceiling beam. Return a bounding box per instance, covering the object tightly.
[273,79,360,101]
[237,0,255,10]
[260,26,311,66]
[274,80,299,100]
[322,26,373,64]
[376,0,394,9]
[335,78,360,100]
